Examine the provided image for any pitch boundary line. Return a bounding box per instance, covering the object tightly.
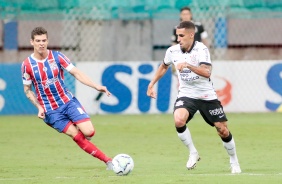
[0,173,281,181]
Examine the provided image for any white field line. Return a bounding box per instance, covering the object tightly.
[0,173,281,181]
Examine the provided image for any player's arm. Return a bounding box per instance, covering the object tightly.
[177,62,211,78]
[147,62,170,99]
[69,66,111,96]
[24,84,45,119]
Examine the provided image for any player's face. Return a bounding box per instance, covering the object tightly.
[30,34,48,55]
[180,10,192,21]
[176,28,195,52]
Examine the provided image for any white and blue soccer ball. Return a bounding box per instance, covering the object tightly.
[112,154,134,176]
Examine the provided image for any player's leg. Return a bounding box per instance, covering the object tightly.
[75,120,95,140]
[214,121,241,174]
[174,97,200,169]
[199,99,241,173]
[65,98,112,168]
[64,122,112,165]
[174,108,198,154]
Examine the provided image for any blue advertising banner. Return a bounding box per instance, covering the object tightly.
[0,63,75,115]
[0,63,36,114]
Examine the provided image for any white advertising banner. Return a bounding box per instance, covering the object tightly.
[76,61,282,114]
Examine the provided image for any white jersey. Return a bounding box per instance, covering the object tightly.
[164,41,217,100]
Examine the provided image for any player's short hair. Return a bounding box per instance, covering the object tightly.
[31,27,48,40]
[177,21,195,31]
[180,6,191,13]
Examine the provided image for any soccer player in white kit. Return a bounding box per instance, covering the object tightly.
[147,21,241,174]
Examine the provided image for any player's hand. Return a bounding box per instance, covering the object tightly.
[97,86,111,97]
[176,62,188,72]
[37,106,45,119]
[147,85,157,99]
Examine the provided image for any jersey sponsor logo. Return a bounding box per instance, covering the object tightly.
[180,70,200,81]
[209,107,224,116]
[181,75,200,81]
[44,77,59,89]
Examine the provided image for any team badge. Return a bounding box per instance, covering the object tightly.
[49,60,58,70]
[175,100,184,107]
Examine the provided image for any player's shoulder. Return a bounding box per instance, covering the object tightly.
[194,41,207,49]
[22,56,31,65]
[167,44,181,54]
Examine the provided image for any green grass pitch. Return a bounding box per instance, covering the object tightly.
[1,113,281,184]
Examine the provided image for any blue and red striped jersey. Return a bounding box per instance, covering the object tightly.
[21,50,74,112]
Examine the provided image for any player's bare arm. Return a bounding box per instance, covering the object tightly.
[177,62,211,78]
[24,84,45,119]
[70,67,111,96]
[147,62,169,99]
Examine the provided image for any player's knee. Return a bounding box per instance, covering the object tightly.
[174,109,188,127]
[221,128,229,138]
[174,116,186,127]
[215,124,229,137]
[84,130,95,140]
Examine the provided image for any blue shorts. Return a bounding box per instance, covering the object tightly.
[43,97,90,133]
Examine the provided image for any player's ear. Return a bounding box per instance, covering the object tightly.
[30,39,34,46]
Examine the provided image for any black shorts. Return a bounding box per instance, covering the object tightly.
[173,97,228,126]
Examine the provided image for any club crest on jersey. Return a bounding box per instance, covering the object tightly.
[190,55,197,65]
[48,60,58,70]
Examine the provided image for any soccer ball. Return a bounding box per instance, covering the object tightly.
[112,154,134,176]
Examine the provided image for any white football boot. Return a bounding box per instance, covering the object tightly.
[230,163,241,174]
[186,152,200,170]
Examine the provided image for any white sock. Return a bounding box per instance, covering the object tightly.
[177,127,197,154]
[223,137,239,164]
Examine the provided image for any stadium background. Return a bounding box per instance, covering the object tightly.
[0,0,282,114]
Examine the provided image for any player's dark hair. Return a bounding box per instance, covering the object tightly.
[177,21,195,31]
[31,27,48,40]
[180,6,191,13]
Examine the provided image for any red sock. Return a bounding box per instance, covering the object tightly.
[73,132,111,163]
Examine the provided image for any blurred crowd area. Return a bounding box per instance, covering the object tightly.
[0,0,282,62]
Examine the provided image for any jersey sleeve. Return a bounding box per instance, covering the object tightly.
[21,61,32,85]
[57,51,74,72]
[163,48,173,66]
[198,46,211,65]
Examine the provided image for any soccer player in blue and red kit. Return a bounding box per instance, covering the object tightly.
[21,27,113,170]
